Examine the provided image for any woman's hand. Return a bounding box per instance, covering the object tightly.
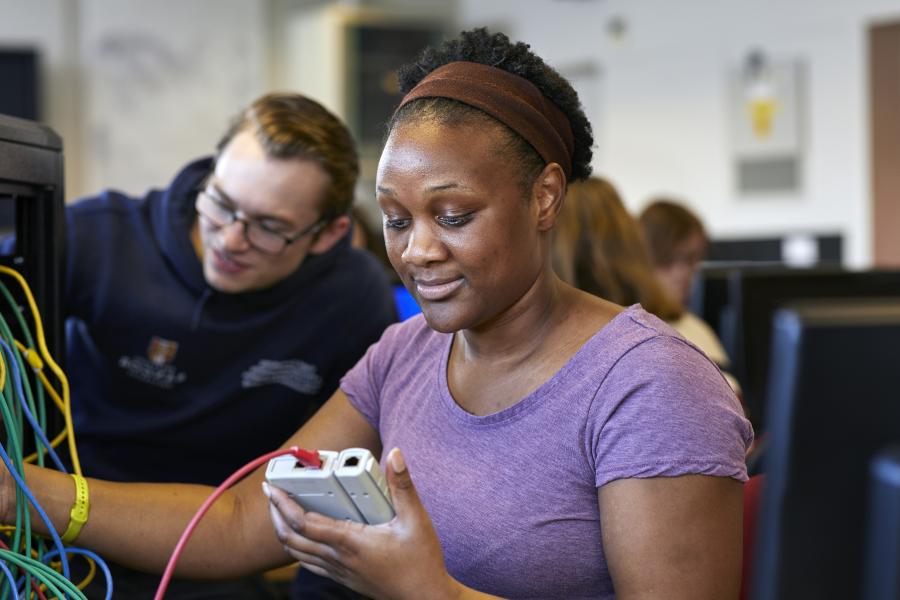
[264,448,458,600]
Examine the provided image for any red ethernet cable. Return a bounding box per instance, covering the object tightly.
[153,446,321,600]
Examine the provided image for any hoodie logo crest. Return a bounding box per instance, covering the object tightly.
[117,336,187,389]
[147,336,179,365]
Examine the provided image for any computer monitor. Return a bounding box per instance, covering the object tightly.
[0,49,40,120]
[687,261,782,357]
[687,265,733,341]
[863,445,900,600]
[727,267,900,430]
[751,299,900,600]
[392,284,421,321]
[0,113,65,363]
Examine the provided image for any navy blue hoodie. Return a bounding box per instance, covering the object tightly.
[64,157,396,485]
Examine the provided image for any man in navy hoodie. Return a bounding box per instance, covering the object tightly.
[63,93,396,597]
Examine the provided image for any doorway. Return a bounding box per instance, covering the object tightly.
[870,21,900,266]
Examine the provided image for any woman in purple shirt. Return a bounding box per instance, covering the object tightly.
[1,28,751,600]
[265,28,752,599]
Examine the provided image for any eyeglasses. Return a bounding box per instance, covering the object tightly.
[195,187,326,256]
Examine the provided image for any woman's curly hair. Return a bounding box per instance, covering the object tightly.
[390,28,593,185]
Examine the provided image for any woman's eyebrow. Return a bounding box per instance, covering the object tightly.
[375,182,475,200]
[427,182,467,192]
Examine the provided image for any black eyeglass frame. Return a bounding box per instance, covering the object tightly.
[194,176,329,256]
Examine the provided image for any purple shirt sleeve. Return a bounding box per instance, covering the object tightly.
[341,318,411,431]
[588,334,753,488]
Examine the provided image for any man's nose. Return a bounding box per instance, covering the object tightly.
[220,219,251,251]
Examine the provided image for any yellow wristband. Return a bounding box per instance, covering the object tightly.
[61,474,89,544]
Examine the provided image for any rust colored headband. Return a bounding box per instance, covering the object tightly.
[396,61,575,178]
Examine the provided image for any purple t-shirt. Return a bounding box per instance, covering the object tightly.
[341,305,753,599]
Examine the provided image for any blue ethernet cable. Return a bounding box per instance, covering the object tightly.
[0,557,20,599]
[41,547,113,600]
[0,443,70,581]
[0,340,66,473]
[0,548,79,600]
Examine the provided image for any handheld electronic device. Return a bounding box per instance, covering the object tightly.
[265,448,395,524]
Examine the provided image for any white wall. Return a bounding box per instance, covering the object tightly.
[0,0,452,205]
[0,0,268,199]
[77,0,268,196]
[4,0,896,267]
[0,0,82,196]
[459,0,900,267]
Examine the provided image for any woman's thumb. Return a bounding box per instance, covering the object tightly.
[386,447,422,518]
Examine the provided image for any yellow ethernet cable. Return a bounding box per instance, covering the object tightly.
[0,265,81,475]
[16,339,71,464]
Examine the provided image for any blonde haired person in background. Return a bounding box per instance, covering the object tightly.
[553,178,738,392]
[552,177,681,321]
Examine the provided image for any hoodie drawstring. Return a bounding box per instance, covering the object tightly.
[190,288,213,331]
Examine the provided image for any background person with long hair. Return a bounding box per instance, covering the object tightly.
[640,198,734,376]
[553,178,737,392]
[552,176,682,321]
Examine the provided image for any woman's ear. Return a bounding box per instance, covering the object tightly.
[532,163,567,232]
[308,214,352,255]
